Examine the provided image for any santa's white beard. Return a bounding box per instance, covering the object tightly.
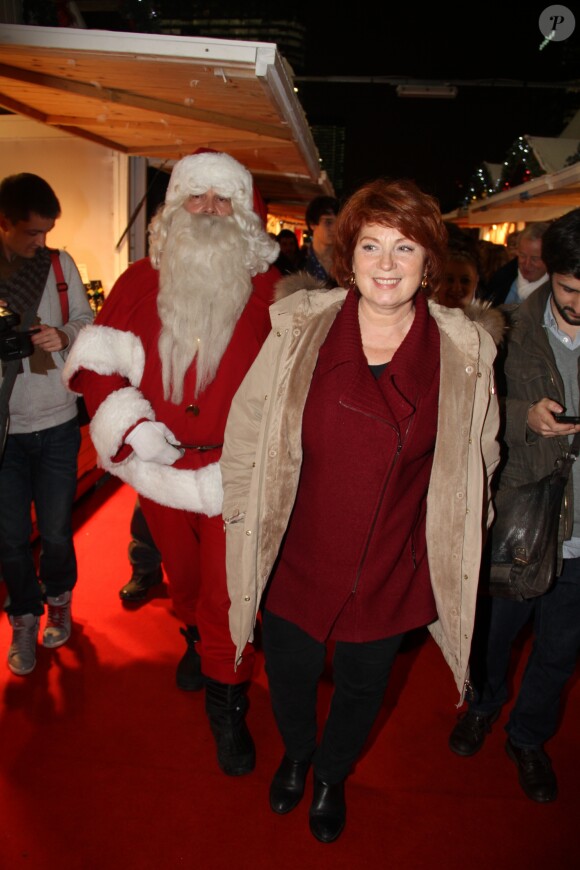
[157,211,253,402]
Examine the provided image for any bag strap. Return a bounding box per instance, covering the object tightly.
[49,249,68,323]
[563,430,580,466]
[552,430,580,487]
[570,431,580,456]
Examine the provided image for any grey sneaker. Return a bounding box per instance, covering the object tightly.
[43,591,72,648]
[8,613,40,675]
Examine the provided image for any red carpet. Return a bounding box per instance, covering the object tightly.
[0,478,577,868]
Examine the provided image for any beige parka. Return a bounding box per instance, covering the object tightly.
[220,288,502,702]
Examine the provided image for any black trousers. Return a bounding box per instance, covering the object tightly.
[262,610,404,784]
[469,557,580,747]
[128,497,162,575]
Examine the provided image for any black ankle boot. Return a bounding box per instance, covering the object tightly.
[176,625,204,692]
[309,775,346,843]
[119,567,163,602]
[205,679,255,776]
[270,754,311,814]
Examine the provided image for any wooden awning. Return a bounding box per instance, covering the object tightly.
[445,159,580,226]
[0,23,333,209]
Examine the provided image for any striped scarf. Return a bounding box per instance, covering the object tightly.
[0,246,51,316]
[1,247,52,453]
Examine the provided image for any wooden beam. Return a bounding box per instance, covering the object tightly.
[0,62,292,140]
[123,134,285,155]
[0,91,48,123]
[54,124,128,152]
[44,115,185,130]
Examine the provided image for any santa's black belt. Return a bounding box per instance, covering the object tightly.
[177,443,223,451]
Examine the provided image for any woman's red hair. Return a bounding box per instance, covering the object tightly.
[333,179,448,293]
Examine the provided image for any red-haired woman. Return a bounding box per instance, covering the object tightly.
[220,178,503,843]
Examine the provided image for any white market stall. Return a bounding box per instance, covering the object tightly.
[0,22,332,495]
[0,23,333,290]
[445,136,580,241]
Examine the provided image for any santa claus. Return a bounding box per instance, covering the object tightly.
[64,151,280,776]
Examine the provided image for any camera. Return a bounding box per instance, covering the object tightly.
[0,305,34,362]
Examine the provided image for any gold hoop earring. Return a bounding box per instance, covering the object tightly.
[421,274,429,290]
[349,272,356,288]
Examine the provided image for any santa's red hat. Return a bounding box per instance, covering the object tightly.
[165,148,268,226]
[166,150,257,217]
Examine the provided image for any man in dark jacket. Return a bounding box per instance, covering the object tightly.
[448,208,580,803]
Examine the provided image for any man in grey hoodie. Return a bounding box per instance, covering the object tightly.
[0,173,93,676]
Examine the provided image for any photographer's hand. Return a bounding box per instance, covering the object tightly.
[31,323,69,352]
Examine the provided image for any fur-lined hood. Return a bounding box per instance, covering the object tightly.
[275,271,507,348]
[274,270,327,300]
[462,299,507,347]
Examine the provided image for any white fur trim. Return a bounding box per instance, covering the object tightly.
[166,152,253,213]
[112,459,223,516]
[90,386,223,515]
[63,325,145,391]
[90,387,154,465]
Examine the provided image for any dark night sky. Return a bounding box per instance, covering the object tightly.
[295,4,580,211]
[60,2,580,213]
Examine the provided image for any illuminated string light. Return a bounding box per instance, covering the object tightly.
[462,135,545,206]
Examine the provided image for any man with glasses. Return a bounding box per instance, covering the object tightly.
[484,222,549,306]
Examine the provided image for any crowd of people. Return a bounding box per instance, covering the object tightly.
[1,154,578,845]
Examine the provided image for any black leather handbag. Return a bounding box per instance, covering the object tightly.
[488,434,580,601]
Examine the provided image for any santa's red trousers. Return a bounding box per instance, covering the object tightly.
[140,496,254,685]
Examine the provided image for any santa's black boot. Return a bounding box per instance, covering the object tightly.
[205,679,255,776]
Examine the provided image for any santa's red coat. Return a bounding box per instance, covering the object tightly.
[64,257,279,516]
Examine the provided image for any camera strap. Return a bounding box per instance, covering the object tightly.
[49,249,69,322]
[49,249,91,428]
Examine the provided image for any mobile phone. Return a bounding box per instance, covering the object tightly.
[553,413,580,424]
